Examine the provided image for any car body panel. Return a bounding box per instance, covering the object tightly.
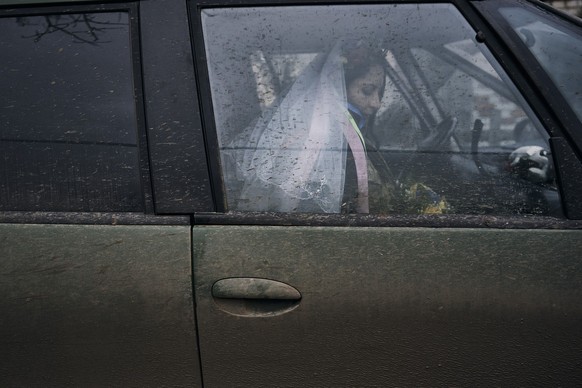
[0,223,202,386]
[194,225,582,386]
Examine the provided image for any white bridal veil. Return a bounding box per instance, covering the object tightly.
[223,42,354,213]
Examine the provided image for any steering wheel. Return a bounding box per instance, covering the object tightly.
[418,116,457,151]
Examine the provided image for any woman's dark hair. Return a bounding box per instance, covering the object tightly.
[343,45,388,98]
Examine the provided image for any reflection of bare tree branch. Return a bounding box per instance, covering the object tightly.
[16,14,126,45]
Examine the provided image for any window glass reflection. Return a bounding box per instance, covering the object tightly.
[202,4,560,216]
[0,12,142,212]
[499,7,582,123]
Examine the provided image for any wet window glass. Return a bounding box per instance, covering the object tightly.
[202,4,561,216]
[0,12,142,212]
[499,7,582,123]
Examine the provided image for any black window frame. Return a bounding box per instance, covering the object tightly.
[140,0,214,215]
[188,0,582,228]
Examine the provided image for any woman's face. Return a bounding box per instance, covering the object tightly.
[347,64,385,119]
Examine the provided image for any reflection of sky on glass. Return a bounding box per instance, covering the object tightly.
[0,12,136,144]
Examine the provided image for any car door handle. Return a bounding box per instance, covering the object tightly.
[211,278,301,317]
[212,277,301,300]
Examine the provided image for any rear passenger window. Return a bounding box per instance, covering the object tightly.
[201,4,561,217]
[0,11,143,212]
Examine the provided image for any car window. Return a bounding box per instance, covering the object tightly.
[0,11,143,212]
[202,4,561,216]
[499,6,582,124]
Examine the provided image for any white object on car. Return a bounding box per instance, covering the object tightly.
[508,145,553,183]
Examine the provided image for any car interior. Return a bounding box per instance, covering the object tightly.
[202,4,562,217]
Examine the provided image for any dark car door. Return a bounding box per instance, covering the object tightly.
[190,1,582,386]
[0,1,207,385]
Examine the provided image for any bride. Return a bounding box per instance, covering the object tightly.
[223,39,447,214]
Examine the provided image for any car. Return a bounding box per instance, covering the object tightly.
[1,0,582,386]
